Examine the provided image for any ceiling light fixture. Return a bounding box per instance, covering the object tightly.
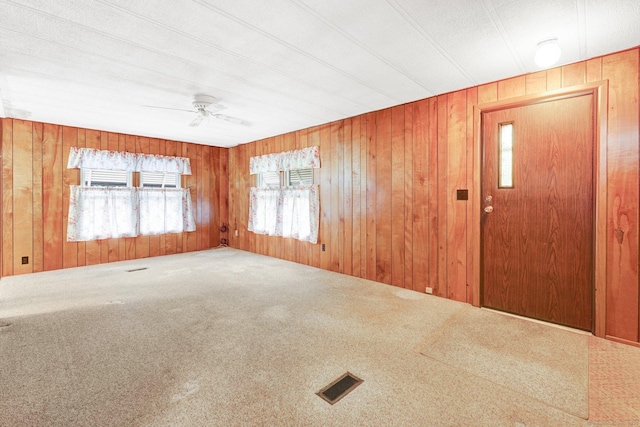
[534,38,561,68]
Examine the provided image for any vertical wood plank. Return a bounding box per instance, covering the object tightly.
[42,124,63,271]
[359,117,368,278]
[404,104,414,290]
[62,127,79,269]
[466,87,478,305]
[447,90,468,302]
[12,120,33,275]
[478,83,498,105]
[586,57,603,83]
[437,95,448,296]
[209,146,220,248]
[427,98,440,295]
[32,123,44,273]
[219,147,229,247]
[228,144,237,250]
[376,109,392,285]
[562,62,586,87]
[412,100,429,293]
[343,119,353,276]
[319,125,332,270]
[202,144,212,251]
[351,117,362,278]
[546,67,562,90]
[525,71,547,94]
[603,50,639,342]
[76,129,86,267]
[330,121,342,272]
[391,105,405,287]
[497,76,526,100]
[365,113,377,281]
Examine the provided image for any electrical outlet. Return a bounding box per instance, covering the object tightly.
[234,229,239,237]
[21,256,29,265]
[321,243,325,251]
[425,287,433,294]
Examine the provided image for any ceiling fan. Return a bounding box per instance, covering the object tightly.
[146,94,251,127]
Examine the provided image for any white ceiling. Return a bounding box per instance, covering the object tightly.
[0,0,638,148]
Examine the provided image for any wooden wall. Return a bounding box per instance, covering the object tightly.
[0,120,228,276]
[227,48,640,345]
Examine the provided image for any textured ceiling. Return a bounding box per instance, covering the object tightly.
[0,0,638,147]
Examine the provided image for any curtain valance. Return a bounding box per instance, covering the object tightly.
[249,146,320,175]
[67,147,192,175]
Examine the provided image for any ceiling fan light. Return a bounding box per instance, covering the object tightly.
[534,38,561,68]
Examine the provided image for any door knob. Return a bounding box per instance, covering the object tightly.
[484,205,494,214]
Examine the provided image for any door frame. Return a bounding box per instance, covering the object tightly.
[472,81,609,337]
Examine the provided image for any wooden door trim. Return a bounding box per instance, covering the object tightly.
[472,81,609,337]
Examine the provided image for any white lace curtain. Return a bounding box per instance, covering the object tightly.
[138,188,196,235]
[67,186,139,241]
[67,186,195,242]
[249,146,320,174]
[68,147,192,174]
[248,185,319,244]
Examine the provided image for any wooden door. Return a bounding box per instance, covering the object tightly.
[481,94,594,331]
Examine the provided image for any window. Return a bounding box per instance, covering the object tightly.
[140,172,180,188]
[259,171,282,188]
[286,168,313,187]
[259,169,313,189]
[67,147,196,242]
[82,169,131,187]
[499,123,514,188]
[248,147,320,244]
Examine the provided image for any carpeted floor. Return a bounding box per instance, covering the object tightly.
[419,306,589,418]
[0,248,638,426]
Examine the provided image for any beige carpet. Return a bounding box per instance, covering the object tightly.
[0,248,610,426]
[420,306,589,419]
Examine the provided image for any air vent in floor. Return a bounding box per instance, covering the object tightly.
[316,372,363,405]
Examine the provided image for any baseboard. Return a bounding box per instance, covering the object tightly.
[605,335,640,348]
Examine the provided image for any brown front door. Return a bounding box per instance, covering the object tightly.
[481,94,594,331]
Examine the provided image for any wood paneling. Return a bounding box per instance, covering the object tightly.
[12,120,33,275]
[226,47,640,344]
[42,124,63,271]
[0,120,225,277]
[603,49,640,342]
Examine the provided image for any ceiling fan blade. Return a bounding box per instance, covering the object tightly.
[189,115,204,127]
[205,103,227,113]
[143,105,195,113]
[213,113,251,127]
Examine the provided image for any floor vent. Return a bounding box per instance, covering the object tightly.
[316,372,363,405]
[126,267,148,273]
